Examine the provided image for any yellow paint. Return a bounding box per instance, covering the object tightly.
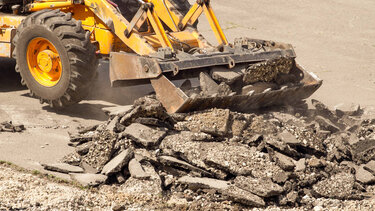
[149,0,181,32]
[202,4,228,45]
[146,9,173,49]
[27,37,62,87]
[0,27,16,57]
[180,3,203,29]
[0,28,15,42]
[144,30,199,49]
[0,43,12,57]
[28,1,73,12]
[0,15,25,27]
[93,27,114,54]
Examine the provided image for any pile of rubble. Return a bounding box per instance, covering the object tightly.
[43,96,375,208]
[196,56,296,98]
[0,121,25,133]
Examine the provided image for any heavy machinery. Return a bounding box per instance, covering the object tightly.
[0,0,322,113]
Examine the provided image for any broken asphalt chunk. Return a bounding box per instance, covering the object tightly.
[124,123,166,148]
[101,148,134,175]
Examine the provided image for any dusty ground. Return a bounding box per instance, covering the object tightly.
[0,0,374,209]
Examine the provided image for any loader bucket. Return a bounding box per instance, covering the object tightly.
[150,63,322,113]
[109,39,322,113]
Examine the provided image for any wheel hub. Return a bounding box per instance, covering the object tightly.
[26,37,62,87]
[36,50,59,73]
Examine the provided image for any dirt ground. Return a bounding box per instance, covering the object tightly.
[0,0,374,207]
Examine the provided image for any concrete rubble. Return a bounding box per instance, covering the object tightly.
[46,95,375,208]
[0,121,25,133]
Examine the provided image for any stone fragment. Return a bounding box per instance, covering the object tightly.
[75,142,91,156]
[178,176,266,207]
[312,172,356,200]
[223,185,265,207]
[278,130,300,146]
[199,72,219,96]
[350,138,375,163]
[42,163,84,174]
[161,135,282,178]
[177,176,230,190]
[285,191,298,204]
[0,121,25,133]
[217,82,233,96]
[268,148,296,171]
[124,123,166,147]
[241,82,277,95]
[234,176,283,197]
[69,134,93,144]
[272,171,289,184]
[211,66,242,85]
[102,105,133,117]
[364,160,375,175]
[355,165,375,184]
[101,148,134,175]
[120,162,163,202]
[116,172,126,184]
[204,144,282,177]
[162,174,175,188]
[231,118,248,137]
[106,116,119,132]
[315,116,340,133]
[158,156,211,176]
[316,130,331,140]
[135,117,172,128]
[61,151,81,166]
[81,131,117,171]
[264,136,300,157]
[119,96,171,126]
[70,173,107,187]
[78,125,98,134]
[341,160,359,170]
[295,158,306,172]
[81,162,98,174]
[307,157,326,168]
[179,109,231,136]
[128,158,150,179]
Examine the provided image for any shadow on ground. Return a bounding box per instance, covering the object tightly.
[0,58,152,121]
[0,58,25,92]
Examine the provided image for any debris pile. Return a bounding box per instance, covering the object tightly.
[0,121,25,133]
[47,96,375,208]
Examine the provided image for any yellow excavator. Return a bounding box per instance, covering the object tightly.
[0,0,322,113]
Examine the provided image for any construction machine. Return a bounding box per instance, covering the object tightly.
[0,0,322,113]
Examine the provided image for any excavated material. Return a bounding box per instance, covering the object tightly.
[243,57,294,84]
[58,96,375,209]
[170,59,322,113]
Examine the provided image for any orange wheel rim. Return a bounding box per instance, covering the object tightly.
[27,37,62,87]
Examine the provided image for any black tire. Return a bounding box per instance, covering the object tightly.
[12,9,98,108]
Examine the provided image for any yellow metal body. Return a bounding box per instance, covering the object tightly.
[0,0,227,58]
[0,15,23,57]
